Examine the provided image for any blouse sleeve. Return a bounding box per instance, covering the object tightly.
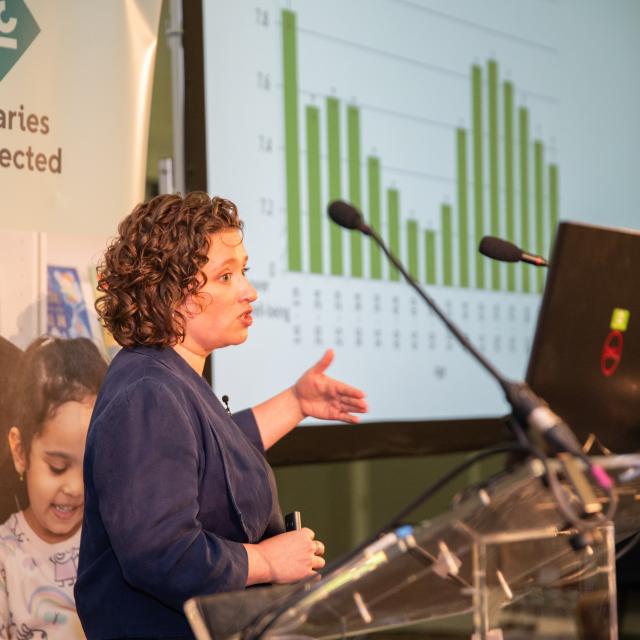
[90,380,248,611]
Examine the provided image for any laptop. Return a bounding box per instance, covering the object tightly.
[526,221,640,453]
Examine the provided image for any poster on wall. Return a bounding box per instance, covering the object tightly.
[0,2,161,637]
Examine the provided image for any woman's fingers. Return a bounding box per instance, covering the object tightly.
[255,529,327,584]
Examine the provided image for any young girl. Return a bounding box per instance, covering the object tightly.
[0,337,106,640]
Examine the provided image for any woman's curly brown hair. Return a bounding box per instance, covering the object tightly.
[96,191,243,347]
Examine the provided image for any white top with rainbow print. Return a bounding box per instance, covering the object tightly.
[0,511,84,639]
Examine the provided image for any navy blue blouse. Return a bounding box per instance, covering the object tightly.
[75,346,283,639]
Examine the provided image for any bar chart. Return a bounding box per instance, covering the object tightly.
[282,8,558,295]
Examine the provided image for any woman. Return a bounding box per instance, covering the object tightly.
[75,192,367,639]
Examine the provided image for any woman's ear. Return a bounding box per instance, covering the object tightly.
[8,427,27,475]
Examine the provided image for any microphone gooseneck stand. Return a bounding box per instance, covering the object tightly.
[327,200,613,491]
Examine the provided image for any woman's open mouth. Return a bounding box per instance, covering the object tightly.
[239,310,253,326]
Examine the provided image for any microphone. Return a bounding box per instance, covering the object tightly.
[328,200,371,233]
[479,236,549,267]
[328,201,612,489]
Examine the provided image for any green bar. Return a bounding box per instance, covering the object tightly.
[347,105,363,277]
[282,10,301,271]
[534,141,544,293]
[488,60,500,291]
[549,163,559,252]
[407,220,419,280]
[368,156,382,279]
[472,64,484,289]
[441,204,453,286]
[387,189,400,281]
[425,230,436,285]
[327,97,343,275]
[519,107,530,293]
[503,81,516,292]
[306,106,322,274]
[457,128,469,287]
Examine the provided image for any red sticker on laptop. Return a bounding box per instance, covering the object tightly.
[601,330,623,377]
[601,307,630,377]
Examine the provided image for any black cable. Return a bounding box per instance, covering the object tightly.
[616,530,640,561]
[384,443,525,530]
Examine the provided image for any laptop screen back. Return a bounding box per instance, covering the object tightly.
[526,221,640,453]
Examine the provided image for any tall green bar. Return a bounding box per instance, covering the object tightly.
[407,220,419,280]
[488,60,500,291]
[368,157,382,279]
[347,105,363,277]
[519,107,530,293]
[534,141,544,293]
[387,189,400,281]
[282,10,301,271]
[441,204,453,286]
[306,106,322,274]
[425,230,436,285]
[472,64,485,289]
[503,81,516,292]
[549,164,559,252]
[327,97,343,275]
[457,128,469,287]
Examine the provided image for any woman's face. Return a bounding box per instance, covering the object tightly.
[179,229,258,355]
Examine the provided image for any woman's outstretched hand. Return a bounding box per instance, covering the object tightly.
[244,528,326,585]
[293,349,368,424]
[252,348,368,449]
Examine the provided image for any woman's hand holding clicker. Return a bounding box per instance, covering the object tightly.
[244,527,325,586]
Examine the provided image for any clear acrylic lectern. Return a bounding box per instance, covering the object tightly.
[184,454,640,640]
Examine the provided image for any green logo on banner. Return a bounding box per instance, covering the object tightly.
[0,0,40,82]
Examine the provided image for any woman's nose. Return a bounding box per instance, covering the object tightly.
[243,279,258,302]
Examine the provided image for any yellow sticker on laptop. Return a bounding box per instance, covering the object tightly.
[610,308,630,332]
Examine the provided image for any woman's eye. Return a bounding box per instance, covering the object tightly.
[220,273,232,283]
[242,267,250,276]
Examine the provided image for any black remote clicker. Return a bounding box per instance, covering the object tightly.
[284,510,302,531]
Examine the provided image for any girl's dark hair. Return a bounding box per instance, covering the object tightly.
[96,191,243,348]
[11,336,107,460]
